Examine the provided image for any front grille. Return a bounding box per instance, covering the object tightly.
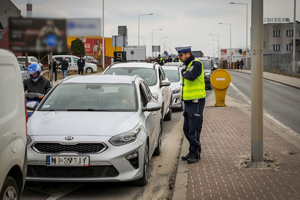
[27,165,119,178]
[33,143,107,154]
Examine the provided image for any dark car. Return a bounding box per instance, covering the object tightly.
[197,57,216,90]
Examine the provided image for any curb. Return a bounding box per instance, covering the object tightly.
[172,135,189,200]
[233,70,300,90]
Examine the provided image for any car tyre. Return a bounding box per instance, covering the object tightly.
[153,119,163,156]
[86,67,93,74]
[131,143,149,186]
[0,175,20,200]
[164,98,172,121]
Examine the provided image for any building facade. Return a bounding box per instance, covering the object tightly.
[263,22,300,55]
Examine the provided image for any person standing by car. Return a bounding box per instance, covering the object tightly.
[236,59,240,70]
[49,57,58,82]
[60,57,68,79]
[24,63,51,94]
[173,56,179,62]
[176,45,206,164]
[240,58,244,70]
[167,55,173,62]
[77,56,85,75]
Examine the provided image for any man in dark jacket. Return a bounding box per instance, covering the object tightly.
[173,56,179,62]
[49,57,58,81]
[167,55,173,62]
[77,56,85,75]
[60,57,68,79]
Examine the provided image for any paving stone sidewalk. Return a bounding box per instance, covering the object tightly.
[184,105,300,200]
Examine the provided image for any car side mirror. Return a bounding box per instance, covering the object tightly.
[26,101,37,110]
[143,102,161,112]
[161,80,171,87]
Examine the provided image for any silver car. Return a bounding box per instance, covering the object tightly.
[103,62,173,121]
[26,75,162,186]
[162,64,183,111]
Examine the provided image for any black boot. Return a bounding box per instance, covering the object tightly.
[187,157,200,164]
[181,153,190,161]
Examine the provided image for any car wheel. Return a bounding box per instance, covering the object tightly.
[86,67,93,74]
[131,143,149,186]
[153,119,163,156]
[208,84,212,90]
[178,101,184,111]
[0,176,20,200]
[164,98,172,121]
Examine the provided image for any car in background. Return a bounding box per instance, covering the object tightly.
[26,75,162,186]
[198,57,214,90]
[103,62,173,121]
[0,49,27,200]
[162,62,183,111]
[20,64,29,81]
[17,56,44,70]
[84,55,99,65]
[52,55,98,74]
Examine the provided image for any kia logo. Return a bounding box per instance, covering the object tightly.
[65,136,74,140]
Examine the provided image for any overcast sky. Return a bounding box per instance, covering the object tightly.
[12,0,300,57]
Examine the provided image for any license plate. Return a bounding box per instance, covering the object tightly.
[46,156,90,167]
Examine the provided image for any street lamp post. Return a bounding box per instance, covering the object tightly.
[209,34,220,60]
[219,23,232,69]
[159,37,168,55]
[138,13,153,62]
[208,43,215,57]
[102,0,105,69]
[230,2,248,69]
[152,28,162,58]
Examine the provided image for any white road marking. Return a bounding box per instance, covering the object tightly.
[229,82,299,137]
[46,183,82,200]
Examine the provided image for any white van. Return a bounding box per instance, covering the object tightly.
[0,49,27,200]
[52,55,98,74]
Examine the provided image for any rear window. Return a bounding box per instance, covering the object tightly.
[105,68,157,86]
[17,58,26,62]
[199,60,210,70]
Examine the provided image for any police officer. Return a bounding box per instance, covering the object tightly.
[176,45,206,164]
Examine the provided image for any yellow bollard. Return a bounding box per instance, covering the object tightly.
[210,69,231,107]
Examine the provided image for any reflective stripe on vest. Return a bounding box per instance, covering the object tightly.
[181,58,206,100]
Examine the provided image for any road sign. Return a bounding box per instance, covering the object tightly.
[130,50,134,55]
[46,34,57,47]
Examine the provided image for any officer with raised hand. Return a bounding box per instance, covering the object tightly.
[176,45,206,164]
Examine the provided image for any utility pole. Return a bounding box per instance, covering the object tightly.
[292,0,296,73]
[248,0,266,168]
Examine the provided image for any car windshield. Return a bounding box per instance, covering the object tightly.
[164,70,180,82]
[105,68,157,86]
[39,83,137,111]
[200,60,210,70]
[17,58,26,62]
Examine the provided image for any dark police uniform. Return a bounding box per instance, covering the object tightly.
[77,58,85,75]
[176,45,206,164]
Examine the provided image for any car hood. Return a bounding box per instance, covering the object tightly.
[85,62,97,67]
[28,111,140,136]
[170,82,181,91]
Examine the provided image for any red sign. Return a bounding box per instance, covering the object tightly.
[82,38,105,58]
[221,49,227,56]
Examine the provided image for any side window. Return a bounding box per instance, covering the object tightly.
[66,57,72,63]
[139,83,148,107]
[142,82,152,102]
[73,58,79,64]
[159,67,166,80]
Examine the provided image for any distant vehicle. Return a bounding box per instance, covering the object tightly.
[17,56,44,70]
[103,62,173,121]
[20,64,29,81]
[0,49,27,200]
[52,55,98,74]
[26,75,162,186]
[192,51,204,58]
[198,57,215,90]
[162,63,183,111]
[83,55,99,65]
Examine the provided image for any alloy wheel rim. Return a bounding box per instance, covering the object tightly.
[3,186,17,200]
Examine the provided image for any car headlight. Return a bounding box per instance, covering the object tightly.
[205,72,210,76]
[109,126,141,146]
[172,88,181,94]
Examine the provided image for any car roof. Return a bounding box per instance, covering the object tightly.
[62,75,139,84]
[108,62,159,69]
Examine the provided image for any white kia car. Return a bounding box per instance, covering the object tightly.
[26,75,162,186]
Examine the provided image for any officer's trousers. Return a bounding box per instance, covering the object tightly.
[78,67,84,75]
[183,98,205,159]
